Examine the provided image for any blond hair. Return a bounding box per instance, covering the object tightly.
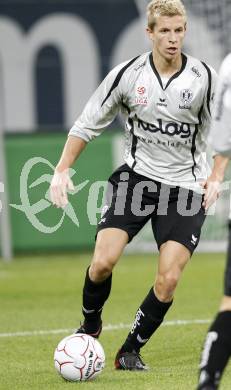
[147,0,187,30]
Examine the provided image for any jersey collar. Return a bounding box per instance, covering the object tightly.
[149,52,187,90]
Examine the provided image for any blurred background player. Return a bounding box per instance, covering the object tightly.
[50,0,218,371]
[197,53,231,390]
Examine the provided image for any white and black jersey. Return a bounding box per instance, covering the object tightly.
[69,51,217,191]
[209,53,231,156]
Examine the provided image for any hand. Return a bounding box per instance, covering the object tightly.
[201,175,221,210]
[50,169,74,208]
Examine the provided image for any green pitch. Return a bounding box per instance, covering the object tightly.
[0,252,230,390]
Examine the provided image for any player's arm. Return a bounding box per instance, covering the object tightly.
[50,136,87,208]
[202,155,229,210]
[209,54,231,157]
[203,54,231,210]
[56,136,87,172]
[50,60,129,208]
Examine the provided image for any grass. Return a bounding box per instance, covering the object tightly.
[0,252,230,389]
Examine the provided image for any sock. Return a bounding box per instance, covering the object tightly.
[81,267,112,332]
[121,287,173,352]
[198,311,231,390]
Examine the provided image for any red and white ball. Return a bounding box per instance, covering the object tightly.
[54,333,105,381]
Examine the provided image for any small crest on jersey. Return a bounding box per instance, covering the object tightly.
[179,89,193,109]
[137,86,146,95]
[135,86,148,105]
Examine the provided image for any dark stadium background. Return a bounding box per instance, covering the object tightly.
[0,0,230,252]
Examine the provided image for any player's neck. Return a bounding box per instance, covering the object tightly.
[152,50,182,77]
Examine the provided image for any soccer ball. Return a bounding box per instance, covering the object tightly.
[54,333,105,381]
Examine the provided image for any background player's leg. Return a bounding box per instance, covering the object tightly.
[79,228,128,336]
[118,241,190,358]
[197,306,231,390]
[197,233,231,390]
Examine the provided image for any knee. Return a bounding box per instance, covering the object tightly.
[220,296,231,311]
[90,260,113,281]
[90,245,118,282]
[155,271,179,301]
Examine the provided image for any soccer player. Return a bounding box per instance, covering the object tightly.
[197,53,231,390]
[50,0,218,370]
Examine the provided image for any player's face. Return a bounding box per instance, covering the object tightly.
[147,15,186,61]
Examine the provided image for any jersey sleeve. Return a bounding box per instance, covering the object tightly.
[201,65,217,129]
[208,54,231,156]
[68,60,131,142]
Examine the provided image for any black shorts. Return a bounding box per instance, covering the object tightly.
[224,222,231,296]
[96,164,206,254]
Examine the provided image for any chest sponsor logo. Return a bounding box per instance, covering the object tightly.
[179,89,193,109]
[137,117,192,138]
